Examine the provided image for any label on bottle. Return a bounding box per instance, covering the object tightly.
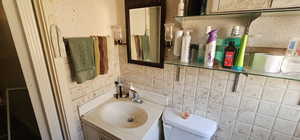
[224,51,235,67]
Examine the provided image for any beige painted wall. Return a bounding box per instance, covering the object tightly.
[0,2,25,92]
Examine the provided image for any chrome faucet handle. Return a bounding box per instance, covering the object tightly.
[128,83,143,104]
[130,90,143,104]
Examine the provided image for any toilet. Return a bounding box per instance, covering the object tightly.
[162,108,218,140]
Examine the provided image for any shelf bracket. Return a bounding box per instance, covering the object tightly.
[175,66,180,82]
[232,73,240,92]
[232,72,249,92]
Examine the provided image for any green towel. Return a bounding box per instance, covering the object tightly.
[67,38,96,83]
[141,34,150,61]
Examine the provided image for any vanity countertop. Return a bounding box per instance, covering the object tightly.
[81,97,165,140]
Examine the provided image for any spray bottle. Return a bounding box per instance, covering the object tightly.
[204,30,218,68]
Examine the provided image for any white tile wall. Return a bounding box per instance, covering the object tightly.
[119,46,300,140]
[250,126,271,140]
[254,114,275,129]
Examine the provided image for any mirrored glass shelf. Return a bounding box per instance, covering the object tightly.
[165,59,300,81]
[175,7,300,21]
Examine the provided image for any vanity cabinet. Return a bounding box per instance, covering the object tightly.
[83,123,120,140]
[217,0,272,12]
[271,0,300,8]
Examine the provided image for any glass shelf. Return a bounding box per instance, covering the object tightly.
[175,7,300,22]
[165,59,300,81]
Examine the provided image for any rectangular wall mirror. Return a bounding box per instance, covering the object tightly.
[125,0,166,68]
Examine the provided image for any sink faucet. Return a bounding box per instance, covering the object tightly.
[129,83,143,104]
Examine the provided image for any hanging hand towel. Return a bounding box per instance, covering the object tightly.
[138,35,144,60]
[67,37,96,83]
[92,36,101,75]
[98,36,109,74]
[141,34,150,61]
[134,35,142,60]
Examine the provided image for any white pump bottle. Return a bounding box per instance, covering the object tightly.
[181,30,192,63]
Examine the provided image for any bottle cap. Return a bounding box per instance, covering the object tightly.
[231,26,241,37]
[207,30,218,43]
[206,26,212,34]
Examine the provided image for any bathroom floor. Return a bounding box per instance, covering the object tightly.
[0,107,41,140]
[0,90,41,140]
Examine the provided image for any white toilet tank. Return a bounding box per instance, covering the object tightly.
[162,108,218,140]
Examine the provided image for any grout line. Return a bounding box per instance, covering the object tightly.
[231,74,250,139]
[206,70,215,119]
[192,68,200,114]
[269,79,290,137]
[248,77,268,140]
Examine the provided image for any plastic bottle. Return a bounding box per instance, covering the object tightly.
[197,26,212,64]
[223,41,237,69]
[181,30,192,63]
[204,30,218,68]
[197,44,205,64]
[287,38,300,56]
[178,0,185,17]
[173,30,184,57]
[225,26,241,49]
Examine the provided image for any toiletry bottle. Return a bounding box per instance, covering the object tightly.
[225,26,241,49]
[287,38,300,56]
[181,30,192,63]
[190,44,199,63]
[223,41,237,69]
[204,30,218,68]
[174,30,184,57]
[197,44,205,64]
[215,39,225,66]
[178,0,185,17]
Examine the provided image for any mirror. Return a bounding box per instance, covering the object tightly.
[129,7,161,63]
[125,0,166,68]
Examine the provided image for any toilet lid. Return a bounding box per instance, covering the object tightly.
[163,108,217,138]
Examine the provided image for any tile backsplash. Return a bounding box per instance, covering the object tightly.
[119,48,300,140]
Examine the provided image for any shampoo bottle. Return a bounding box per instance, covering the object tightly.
[204,30,218,68]
[174,30,184,57]
[181,30,192,63]
[178,0,185,16]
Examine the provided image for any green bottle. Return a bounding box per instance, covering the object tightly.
[225,26,241,50]
[215,39,225,66]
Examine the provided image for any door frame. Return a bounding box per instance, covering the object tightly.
[2,0,64,139]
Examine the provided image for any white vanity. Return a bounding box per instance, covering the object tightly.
[81,95,165,140]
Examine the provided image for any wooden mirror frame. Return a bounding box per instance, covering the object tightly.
[125,0,166,68]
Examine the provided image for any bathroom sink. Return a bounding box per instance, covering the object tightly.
[99,101,148,128]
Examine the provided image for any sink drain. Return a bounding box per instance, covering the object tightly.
[127,117,135,122]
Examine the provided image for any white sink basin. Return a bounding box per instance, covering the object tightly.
[99,102,148,128]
